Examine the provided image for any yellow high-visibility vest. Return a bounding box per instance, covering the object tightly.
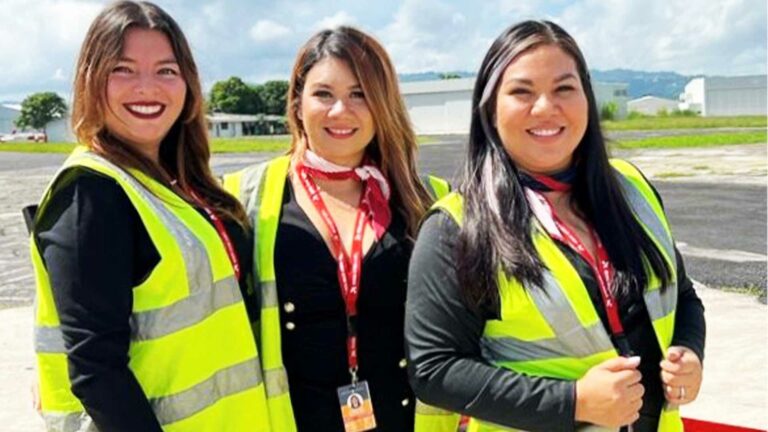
[430,159,682,432]
[33,148,270,432]
[223,155,459,432]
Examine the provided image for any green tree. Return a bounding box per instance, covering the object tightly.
[599,101,618,121]
[15,92,67,133]
[209,77,263,114]
[256,80,289,115]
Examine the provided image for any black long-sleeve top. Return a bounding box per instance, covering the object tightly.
[406,198,705,432]
[274,180,415,432]
[33,167,256,432]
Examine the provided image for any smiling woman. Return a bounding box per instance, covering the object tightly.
[104,27,187,160]
[406,20,706,432]
[30,1,270,431]
[221,26,454,432]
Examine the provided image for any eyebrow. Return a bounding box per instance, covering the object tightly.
[310,82,362,90]
[506,73,578,86]
[117,57,179,66]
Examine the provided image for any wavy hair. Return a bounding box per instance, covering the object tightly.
[71,0,247,225]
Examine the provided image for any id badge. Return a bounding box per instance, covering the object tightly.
[337,380,377,432]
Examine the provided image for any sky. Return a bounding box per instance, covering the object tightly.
[0,0,765,102]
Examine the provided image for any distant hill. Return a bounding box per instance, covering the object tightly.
[400,69,693,100]
[589,69,692,99]
[399,71,476,82]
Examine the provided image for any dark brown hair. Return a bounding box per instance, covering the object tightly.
[285,26,432,235]
[71,0,247,225]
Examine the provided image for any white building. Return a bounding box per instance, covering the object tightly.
[46,117,76,142]
[592,82,629,119]
[399,78,475,135]
[207,113,286,138]
[679,75,767,116]
[0,103,75,142]
[0,104,22,133]
[400,78,630,135]
[627,96,680,115]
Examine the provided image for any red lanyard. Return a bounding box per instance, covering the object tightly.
[188,190,241,281]
[296,165,367,381]
[540,196,625,337]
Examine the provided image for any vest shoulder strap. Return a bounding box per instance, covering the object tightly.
[429,191,464,226]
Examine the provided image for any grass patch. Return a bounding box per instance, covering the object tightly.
[602,115,766,130]
[0,135,438,154]
[0,142,76,153]
[719,284,766,298]
[210,137,291,153]
[612,131,766,149]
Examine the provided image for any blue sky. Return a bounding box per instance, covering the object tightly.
[0,0,765,102]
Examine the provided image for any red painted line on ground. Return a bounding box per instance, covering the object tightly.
[683,418,766,432]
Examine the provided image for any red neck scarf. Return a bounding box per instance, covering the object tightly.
[296,150,392,239]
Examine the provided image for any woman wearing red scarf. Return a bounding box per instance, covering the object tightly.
[223,27,452,432]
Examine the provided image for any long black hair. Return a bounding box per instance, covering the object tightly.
[457,20,672,310]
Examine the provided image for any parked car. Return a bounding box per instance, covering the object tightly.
[0,131,46,143]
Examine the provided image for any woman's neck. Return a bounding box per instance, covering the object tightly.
[543,190,573,215]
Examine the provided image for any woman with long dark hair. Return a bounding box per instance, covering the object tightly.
[405,20,705,431]
[223,26,452,432]
[31,2,269,430]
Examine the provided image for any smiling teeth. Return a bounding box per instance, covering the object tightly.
[328,128,353,135]
[529,128,561,137]
[127,104,162,115]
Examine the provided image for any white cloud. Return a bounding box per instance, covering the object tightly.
[381,0,485,72]
[0,0,101,94]
[315,11,357,30]
[558,0,766,75]
[249,19,292,44]
[52,68,67,81]
[0,0,764,101]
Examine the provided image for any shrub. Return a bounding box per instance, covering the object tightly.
[600,102,618,121]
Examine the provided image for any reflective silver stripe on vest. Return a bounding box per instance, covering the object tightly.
[73,154,210,293]
[481,272,615,363]
[240,161,271,303]
[421,175,438,200]
[42,410,97,432]
[35,325,67,354]
[615,173,678,320]
[616,175,675,267]
[241,161,270,223]
[264,366,290,397]
[644,285,677,321]
[131,276,242,341]
[261,280,278,308]
[149,357,263,426]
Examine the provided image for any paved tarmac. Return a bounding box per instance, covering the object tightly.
[0,141,765,429]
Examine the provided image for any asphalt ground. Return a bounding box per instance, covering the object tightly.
[0,139,765,309]
[0,138,765,430]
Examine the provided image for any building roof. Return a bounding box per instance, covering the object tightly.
[399,78,475,95]
[207,113,284,123]
[628,95,678,104]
